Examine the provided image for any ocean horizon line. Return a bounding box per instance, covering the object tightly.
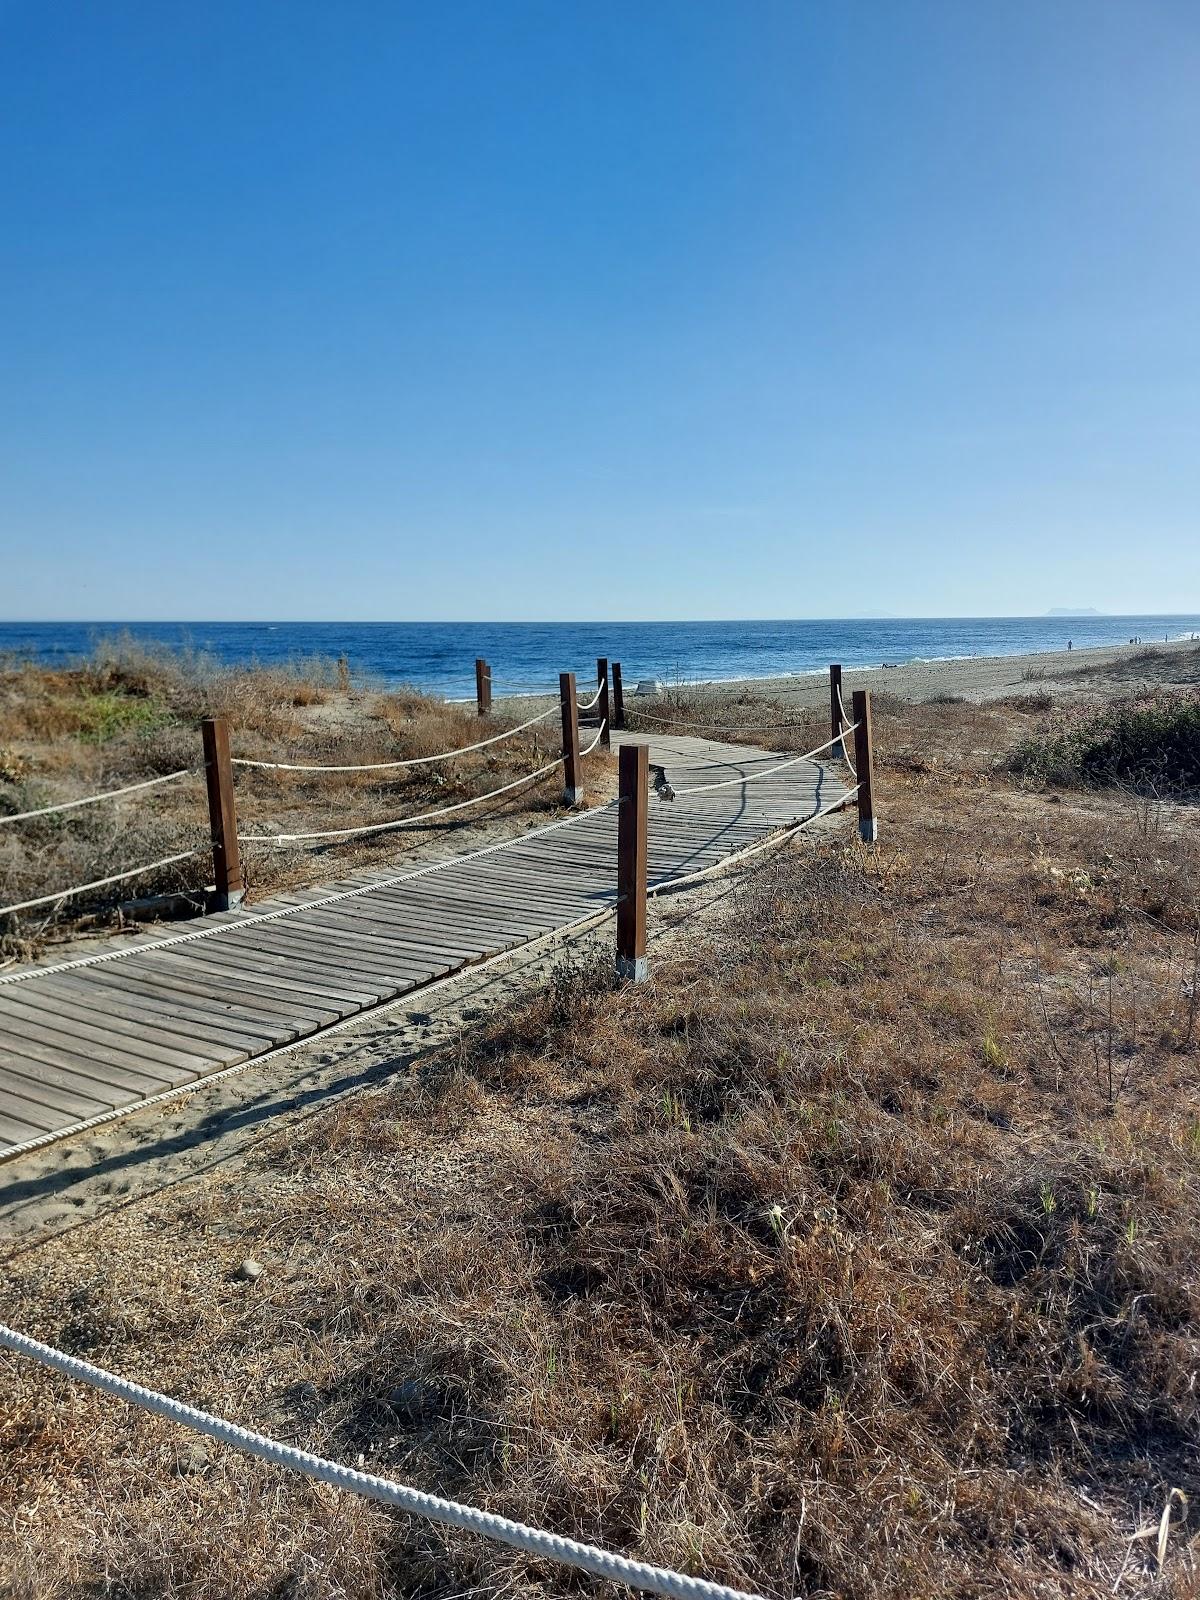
[1,611,1198,626]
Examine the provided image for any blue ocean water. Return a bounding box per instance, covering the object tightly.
[1,618,1197,701]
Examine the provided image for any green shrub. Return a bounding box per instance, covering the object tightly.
[1011,691,1200,792]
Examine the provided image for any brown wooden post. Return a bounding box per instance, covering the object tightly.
[201,716,244,910]
[851,688,877,843]
[559,671,582,805]
[596,657,610,748]
[612,661,626,730]
[475,658,492,715]
[829,663,844,759]
[616,741,648,981]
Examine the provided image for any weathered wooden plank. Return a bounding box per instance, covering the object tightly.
[0,1009,191,1093]
[0,1108,50,1144]
[0,991,218,1076]
[0,1054,123,1119]
[0,1088,75,1139]
[214,924,449,984]
[288,896,528,954]
[71,968,294,1045]
[160,943,383,1008]
[0,731,847,1154]
[42,975,262,1057]
[194,929,408,991]
[113,959,339,1032]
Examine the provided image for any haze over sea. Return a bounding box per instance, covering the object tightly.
[2,617,1198,702]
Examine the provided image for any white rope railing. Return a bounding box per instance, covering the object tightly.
[0,768,194,826]
[671,727,856,798]
[240,724,606,845]
[239,757,565,845]
[628,708,813,734]
[578,680,605,712]
[0,850,202,920]
[649,785,861,897]
[231,707,556,772]
[0,1323,764,1600]
[0,797,618,989]
[835,685,857,778]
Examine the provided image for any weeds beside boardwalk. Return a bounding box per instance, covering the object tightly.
[0,640,606,963]
[2,685,1197,1598]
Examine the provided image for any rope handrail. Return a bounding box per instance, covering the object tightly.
[0,1323,763,1600]
[578,681,605,712]
[580,720,606,756]
[649,785,861,896]
[231,707,557,772]
[835,684,858,778]
[671,726,857,797]
[0,768,195,827]
[240,724,606,845]
[239,757,565,844]
[628,708,816,734]
[0,797,618,988]
[0,850,202,920]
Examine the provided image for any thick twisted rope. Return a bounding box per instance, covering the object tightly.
[578,680,605,712]
[231,707,556,772]
[671,728,856,797]
[0,1324,765,1600]
[0,850,202,920]
[834,685,857,778]
[239,757,565,845]
[239,724,606,845]
[0,768,194,826]
[628,708,815,734]
[649,785,860,896]
[0,796,617,988]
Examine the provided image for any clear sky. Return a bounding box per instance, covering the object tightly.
[2,1,1197,621]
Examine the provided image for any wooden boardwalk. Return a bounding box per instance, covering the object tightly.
[0,734,845,1155]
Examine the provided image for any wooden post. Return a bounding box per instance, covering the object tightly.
[616,742,648,982]
[559,671,582,805]
[201,716,244,910]
[612,661,626,730]
[829,663,844,759]
[596,657,610,748]
[475,658,492,716]
[851,688,877,843]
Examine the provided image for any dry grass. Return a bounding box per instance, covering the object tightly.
[0,641,610,962]
[2,688,1198,1597]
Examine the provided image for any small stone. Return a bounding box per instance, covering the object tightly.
[386,1380,438,1423]
[236,1258,264,1282]
[174,1443,210,1476]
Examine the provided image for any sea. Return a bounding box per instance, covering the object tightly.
[1,617,1198,701]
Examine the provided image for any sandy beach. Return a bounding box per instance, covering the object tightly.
[496,636,1199,717]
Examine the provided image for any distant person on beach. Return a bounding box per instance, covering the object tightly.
[1067,640,1072,651]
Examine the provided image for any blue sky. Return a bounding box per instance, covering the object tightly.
[2,1,1197,621]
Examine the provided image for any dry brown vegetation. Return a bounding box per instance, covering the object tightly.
[2,683,1198,1598]
[0,641,607,963]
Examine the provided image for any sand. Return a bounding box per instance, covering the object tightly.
[604,637,1198,713]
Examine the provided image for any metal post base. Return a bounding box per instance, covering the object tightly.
[210,887,246,913]
[858,818,879,844]
[563,787,582,807]
[616,954,648,983]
